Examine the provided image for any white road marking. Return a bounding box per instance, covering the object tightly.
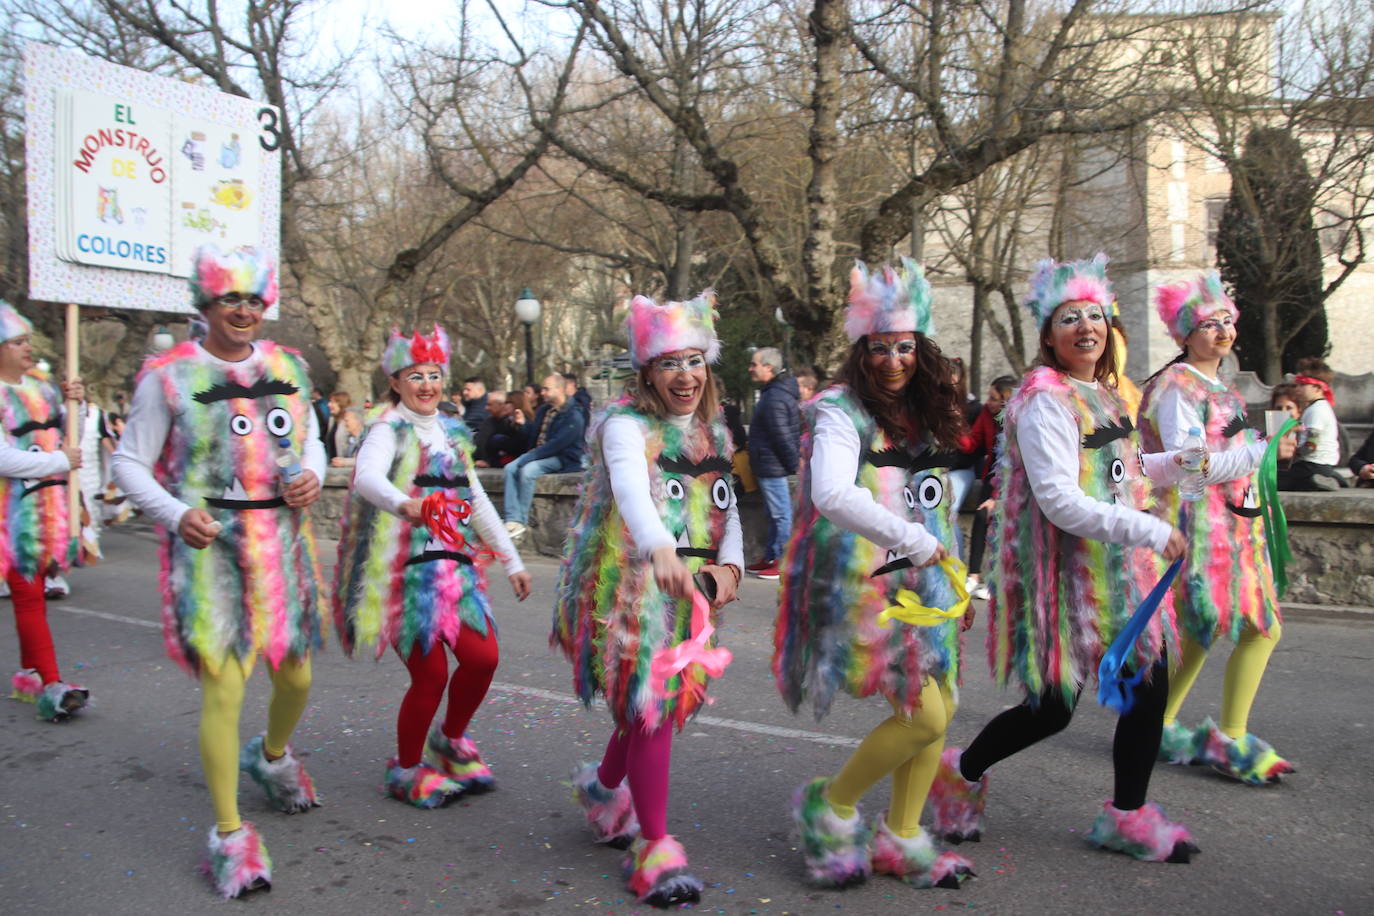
[53,603,862,748]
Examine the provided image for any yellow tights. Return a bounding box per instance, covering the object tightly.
[825,679,955,838]
[1164,621,1281,739]
[200,655,313,834]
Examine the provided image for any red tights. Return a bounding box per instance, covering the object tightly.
[395,626,499,768]
[8,571,59,684]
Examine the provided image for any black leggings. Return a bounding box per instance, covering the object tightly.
[967,479,993,575]
[959,656,1169,811]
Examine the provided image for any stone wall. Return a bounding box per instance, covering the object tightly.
[311,471,1374,609]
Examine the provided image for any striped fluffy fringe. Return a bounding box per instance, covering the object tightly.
[1192,718,1294,785]
[870,818,974,888]
[9,668,41,702]
[1087,801,1198,863]
[624,835,703,906]
[383,759,461,808]
[426,728,494,792]
[927,747,986,844]
[34,681,88,721]
[239,736,321,814]
[204,822,272,898]
[571,761,639,847]
[792,777,872,888]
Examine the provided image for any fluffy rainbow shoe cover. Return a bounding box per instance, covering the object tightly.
[240,736,322,814]
[205,823,272,898]
[384,759,462,808]
[624,835,703,908]
[1193,718,1294,785]
[34,681,90,721]
[1158,720,1196,765]
[870,818,975,888]
[571,761,639,848]
[10,668,41,702]
[1087,801,1199,863]
[793,777,872,888]
[426,728,494,793]
[927,748,987,844]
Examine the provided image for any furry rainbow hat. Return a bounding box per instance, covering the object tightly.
[1024,253,1113,326]
[844,258,933,342]
[188,244,279,310]
[624,290,721,369]
[1154,271,1238,344]
[0,301,33,343]
[381,325,451,376]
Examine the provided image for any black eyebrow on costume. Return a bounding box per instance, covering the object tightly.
[1082,417,1134,450]
[909,449,959,472]
[414,473,469,489]
[657,454,733,476]
[193,377,299,404]
[1222,414,1248,439]
[864,446,957,473]
[10,417,61,438]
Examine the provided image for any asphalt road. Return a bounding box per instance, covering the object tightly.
[1,522,1370,916]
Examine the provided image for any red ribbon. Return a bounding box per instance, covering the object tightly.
[419,491,499,561]
[650,588,733,707]
[1293,375,1335,408]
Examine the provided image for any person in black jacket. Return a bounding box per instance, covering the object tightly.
[460,376,490,434]
[502,373,586,540]
[747,347,800,578]
[1349,425,1374,487]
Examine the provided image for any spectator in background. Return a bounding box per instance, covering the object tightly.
[313,392,331,450]
[959,375,1015,601]
[795,368,819,402]
[522,383,542,413]
[503,374,586,541]
[475,391,528,467]
[1286,363,1346,489]
[461,376,489,434]
[716,376,755,494]
[946,357,980,512]
[746,346,799,579]
[563,371,592,428]
[325,391,353,460]
[1349,426,1374,487]
[328,408,366,467]
[1270,382,1301,420]
[949,357,982,423]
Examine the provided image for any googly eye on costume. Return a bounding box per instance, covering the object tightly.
[27,443,42,453]
[902,486,916,509]
[665,478,685,501]
[265,407,293,437]
[229,413,253,436]
[1110,458,1126,483]
[916,476,944,509]
[711,477,731,510]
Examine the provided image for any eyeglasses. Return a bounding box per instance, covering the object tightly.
[1194,314,1235,334]
[1054,307,1107,327]
[215,293,267,311]
[866,340,918,359]
[655,354,707,373]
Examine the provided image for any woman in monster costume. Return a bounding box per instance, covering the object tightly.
[553,292,741,908]
[113,245,326,898]
[334,325,529,808]
[1,302,90,721]
[927,254,1202,865]
[1138,273,1296,785]
[774,260,972,891]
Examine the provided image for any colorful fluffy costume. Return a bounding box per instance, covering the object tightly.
[774,260,972,891]
[1139,274,1292,785]
[553,290,738,908]
[0,301,89,719]
[932,255,1196,865]
[140,338,324,676]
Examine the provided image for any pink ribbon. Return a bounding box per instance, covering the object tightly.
[650,589,733,707]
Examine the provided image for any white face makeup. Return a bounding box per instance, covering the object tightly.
[1047,299,1107,381]
[390,363,445,415]
[865,332,919,393]
[649,348,707,416]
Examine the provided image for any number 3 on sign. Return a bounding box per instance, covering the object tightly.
[258,107,281,152]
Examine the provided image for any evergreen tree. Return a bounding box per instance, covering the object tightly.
[1216,128,1328,382]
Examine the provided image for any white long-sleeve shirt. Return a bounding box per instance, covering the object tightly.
[111,343,327,532]
[1151,364,1264,484]
[351,404,524,577]
[808,398,940,565]
[601,412,744,568]
[1017,379,1179,554]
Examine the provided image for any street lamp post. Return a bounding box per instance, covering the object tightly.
[774,306,792,369]
[151,325,176,352]
[514,288,542,388]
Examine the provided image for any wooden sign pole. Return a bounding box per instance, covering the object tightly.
[64,302,80,539]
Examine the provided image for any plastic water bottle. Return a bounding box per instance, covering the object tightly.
[1178,426,1206,502]
[275,437,302,483]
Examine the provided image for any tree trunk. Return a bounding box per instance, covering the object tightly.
[803,0,843,352]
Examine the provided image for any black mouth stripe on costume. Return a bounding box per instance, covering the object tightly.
[1227,502,1263,518]
[657,454,732,476]
[405,550,474,567]
[193,377,299,405]
[1082,417,1134,450]
[872,556,914,578]
[676,547,718,560]
[864,446,958,473]
[1222,415,1248,439]
[414,472,469,489]
[205,496,287,510]
[10,418,61,438]
[21,479,65,498]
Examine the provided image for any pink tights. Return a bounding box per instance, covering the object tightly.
[596,721,674,841]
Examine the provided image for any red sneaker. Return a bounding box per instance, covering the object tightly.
[752,563,780,580]
[745,559,773,573]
